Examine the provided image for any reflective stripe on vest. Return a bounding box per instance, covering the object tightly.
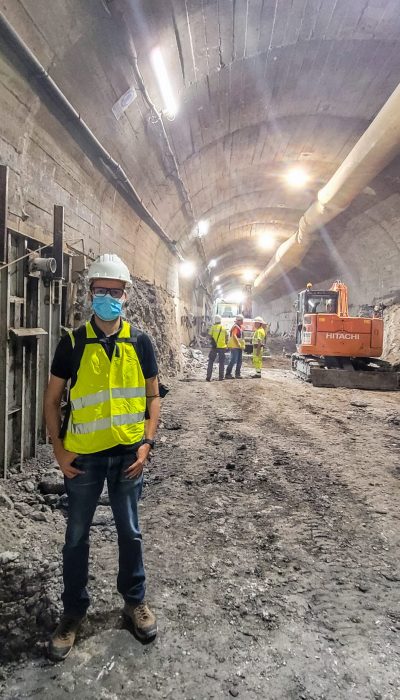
[69,411,146,435]
[63,320,146,453]
[71,387,146,411]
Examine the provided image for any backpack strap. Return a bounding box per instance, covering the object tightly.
[70,325,88,389]
[59,325,87,439]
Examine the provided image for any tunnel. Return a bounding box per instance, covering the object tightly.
[0,1,400,698]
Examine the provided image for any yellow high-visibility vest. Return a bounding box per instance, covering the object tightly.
[228,323,245,350]
[252,327,266,345]
[209,323,227,349]
[63,320,146,453]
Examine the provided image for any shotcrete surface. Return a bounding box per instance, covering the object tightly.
[1,359,400,699]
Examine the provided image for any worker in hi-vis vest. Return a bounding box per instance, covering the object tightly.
[225,314,245,379]
[44,253,159,661]
[206,314,229,381]
[251,316,266,378]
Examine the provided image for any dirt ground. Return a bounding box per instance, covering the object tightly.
[1,356,400,699]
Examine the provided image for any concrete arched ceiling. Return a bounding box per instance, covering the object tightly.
[6,0,400,300]
[119,0,400,298]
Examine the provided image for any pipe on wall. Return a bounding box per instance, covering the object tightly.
[0,11,181,259]
[254,81,400,294]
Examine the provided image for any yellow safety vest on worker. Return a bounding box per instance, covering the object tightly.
[252,326,266,346]
[209,323,228,349]
[228,323,245,350]
[63,320,146,453]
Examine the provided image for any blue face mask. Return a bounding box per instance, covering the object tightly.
[92,295,124,321]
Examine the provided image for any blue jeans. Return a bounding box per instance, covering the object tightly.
[226,348,243,377]
[62,447,145,616]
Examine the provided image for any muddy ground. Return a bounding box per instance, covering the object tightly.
[1,355,400,699]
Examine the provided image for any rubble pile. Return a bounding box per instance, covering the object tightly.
[382,302,400,366]
[180,345,207,378]
[0,451,64,662]
[0,550,60,662]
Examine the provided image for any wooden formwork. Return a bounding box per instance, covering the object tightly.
[0,164,75,477]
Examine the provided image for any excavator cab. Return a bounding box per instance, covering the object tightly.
[295,289,339,344]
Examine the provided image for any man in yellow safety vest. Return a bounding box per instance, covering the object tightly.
[206,314,228,381]
[251,316,266,378]
[44,253,159,660]
[225,314,245,379]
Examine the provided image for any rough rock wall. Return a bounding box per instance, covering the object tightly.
[254,293,296,338]
[382,304,400,366]
[72,274,182,378]
[125,280,182,378]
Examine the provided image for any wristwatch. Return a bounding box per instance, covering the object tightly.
[143,438,155,449]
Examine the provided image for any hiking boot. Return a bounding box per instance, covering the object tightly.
[225,374,234,379]
[235,375,243,379]
[123,601,157,641]
[251,373,262,378]
[48,614,85,661]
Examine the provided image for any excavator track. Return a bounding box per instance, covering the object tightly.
[292,354,400,391]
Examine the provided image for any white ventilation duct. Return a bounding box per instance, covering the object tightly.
[254,81,400,293]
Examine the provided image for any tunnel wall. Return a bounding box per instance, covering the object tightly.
[255,193,400,364]
[0,7,199,374]
[0,51,178,291]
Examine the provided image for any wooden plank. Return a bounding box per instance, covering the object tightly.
[0,165,8,265]
[9,327,48,337]
[0,229,9,477]
[53,205,64,280]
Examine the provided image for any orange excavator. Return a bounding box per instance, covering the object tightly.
[292,281,400,390]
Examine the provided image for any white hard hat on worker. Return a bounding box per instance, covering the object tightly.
[88,253,131,322]
[88,253,131,285]
[214,314,222,323]
[253,316,264,324]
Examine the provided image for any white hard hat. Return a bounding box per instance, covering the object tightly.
[254,316,264,323]
[214,314,222,323]
[88,253,131,285]
[236,314,244,321]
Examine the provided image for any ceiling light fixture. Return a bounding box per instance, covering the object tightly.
[286,166,309,188]
[242,269,255,282]
[150,46,178,118]
[179,260,196,278]
[258,233,275,250]
[197,219,209,237]
[208,258,217,268]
